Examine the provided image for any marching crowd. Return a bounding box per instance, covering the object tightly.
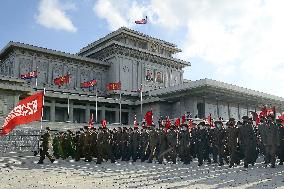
[37,115,284,169]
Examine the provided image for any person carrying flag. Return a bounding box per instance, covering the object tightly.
[37,127,55,164]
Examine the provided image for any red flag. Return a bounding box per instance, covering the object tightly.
[135,16,147,24]
[175,117,180,127]
[207,113,213,126]
[101,119,107,128]
[0,91,44,136]
[54,74,70,86]
[88,113,94,128]
[165,116,171,130]
[81,80,97,88]
[144,111,153,126]
[278,114,284,125]
[21,71,38,79]
[107,82,121,90]
[182,114,186,124]
[134,114,138,128]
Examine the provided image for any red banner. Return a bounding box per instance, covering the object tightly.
[107,82,121,90]
[165,116,171,130]
[81,79,97,88]
[88,113,94,128]
[0,91,44,136]
[20,71,38,79]
[144,111,153,126]
[175,118,180,127]
[54,74,70,86]
[182,114,186,124]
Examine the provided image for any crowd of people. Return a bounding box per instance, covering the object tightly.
[37,115,284,169]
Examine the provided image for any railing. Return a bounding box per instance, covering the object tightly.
[0,129,41,154]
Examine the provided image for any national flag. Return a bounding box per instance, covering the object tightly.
[134,114,138,128]
[81,79,97,88]
[135,16,147,24]
[107,82,121,90]
[20,71,38,79]
[88,113,94,128]
[101,119,107,128]
[144,110,153,126]
[181,114,186,124]
[0,91,44,136]
[250,111,260,126]
[165,116,171,130]
[206,114,213,126]
[54,74,71,86]
[175,117,180,127]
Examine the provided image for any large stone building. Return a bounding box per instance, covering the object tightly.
[0,27,283,125]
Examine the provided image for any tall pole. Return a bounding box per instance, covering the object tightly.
[140,83,143,121]
[35,67,38,88]
[40,88,46,131]
[119,88,122,125]
[67,93,70,119]
[95,86,98,123]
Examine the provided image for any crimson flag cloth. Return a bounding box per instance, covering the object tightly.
[107,82,121,90]
[88,113,94,128]
[207,114,213,126]
[135,16,147,24]
[278,114,284,125]
[182,114,186,124]
[21,71,38,79]
[188,119,193,129]
[101,119,107,128]
[134,114,138,128]
[165,116,171,130]
[175,118,180,127]
[0,91,44,136]
[54,74,70,86]
[250,111,260,126]
[81,79,97,88]
[144,111,153,126]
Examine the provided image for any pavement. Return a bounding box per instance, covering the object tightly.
[0,152,284,189]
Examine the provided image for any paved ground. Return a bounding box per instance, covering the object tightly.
[0,152,284,189]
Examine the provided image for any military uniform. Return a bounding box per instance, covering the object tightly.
[167,127,177,164]
[147,127,158,163]
[179,127,191,164]
[75,129,85,161]
[278,123,284,165]
[140,128,149,162]
[38,128,55,164]
[96,128,115,164]
[130,128,140,162]
[157,128,168,164]
[226,125,239,167]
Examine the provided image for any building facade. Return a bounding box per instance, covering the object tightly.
[0,27,283,125]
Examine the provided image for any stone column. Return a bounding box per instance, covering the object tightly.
[227,103,230,118]
[101,106,106,120]
[85,103,90,123]
[14,93,20,107]
[13,57,20,77]
[50,99,56,122]
[68,100,74,122]
[115,109,120,123]
[237,104,240,120]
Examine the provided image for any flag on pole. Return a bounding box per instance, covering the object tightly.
[175,117,180,127]
[188,119,193,129]
[165,116,171,130]
[0,91,44,136]
[88,113,94,128]
[278,114,284,125]
[107,82,121,90]
[181,114,186,124]
[81,79,97,88]
[134,114,138,128]
[135,16,147,24]
[54,74,71,86]
[20,71,38,79]
[144,110,153,126]
[101,119,107,128]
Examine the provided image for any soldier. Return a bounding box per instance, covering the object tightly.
[75,128,85,161]
[130,126,140,162]
[167,125,178,164]
[90,128,98,159]
[277,118,284,165]
[115,127,123,160]
[257,116,268,164]
[157,125,168,164]
[226,118,240,167]
[96,127,115,164]
[239,116,258,168]
[38,127,55,164]
[179,125,191,164]
[262,115,280,168]
[52,132,60,159]
[121,127,130,161]
[140,126,149,162]
[84,127,93,162]
[147,125,158,163]
[65,130,75,159]
[195,122,211,166]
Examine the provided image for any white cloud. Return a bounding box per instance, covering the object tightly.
[93,0,284,97]
[35,0,77,32]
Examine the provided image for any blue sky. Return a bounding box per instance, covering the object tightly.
[1,0,284,98]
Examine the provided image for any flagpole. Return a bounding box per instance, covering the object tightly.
[119,87,122,125]
[140,83,143,122]
[40,88,46,132]
[95,86,98,123]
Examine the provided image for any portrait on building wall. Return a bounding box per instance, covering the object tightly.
[145,68,154,82]
[155,70,163,83]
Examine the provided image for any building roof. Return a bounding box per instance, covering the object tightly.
[81,40,190,67]
[79,27,181,55]
[149,78,284,106]
[0,42,110,67]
